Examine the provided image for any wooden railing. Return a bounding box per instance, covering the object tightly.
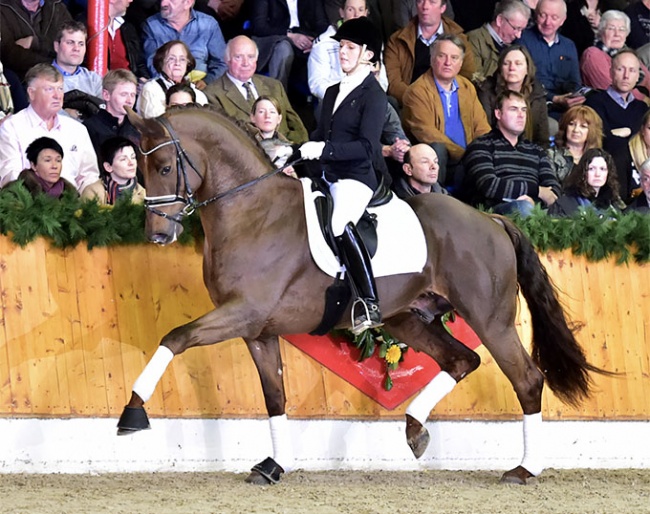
[1,237,648,420]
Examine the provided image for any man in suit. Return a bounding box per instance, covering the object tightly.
[248,0,329,89]
[202,36,309,144]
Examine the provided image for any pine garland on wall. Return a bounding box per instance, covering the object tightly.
[1,183,649,263]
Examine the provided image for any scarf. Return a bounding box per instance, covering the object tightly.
[103,175,137,205]
[34,174,66,198]
[594,40,619,58]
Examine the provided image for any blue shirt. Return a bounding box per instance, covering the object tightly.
[435,78,466,150]
[142,9,227,83]
[518,27,582,100]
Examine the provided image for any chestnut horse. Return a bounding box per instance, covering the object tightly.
[118,106,601,485]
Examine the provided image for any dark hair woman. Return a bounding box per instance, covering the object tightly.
[548,147,625,216]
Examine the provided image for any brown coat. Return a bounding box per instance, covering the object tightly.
[402,72,490,163]
[385,16,477,105]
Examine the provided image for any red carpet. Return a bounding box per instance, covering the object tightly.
[283,318,482,410]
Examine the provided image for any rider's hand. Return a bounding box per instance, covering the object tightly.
[299,141,325,160]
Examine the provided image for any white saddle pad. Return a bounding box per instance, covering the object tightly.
[300,178,427,278]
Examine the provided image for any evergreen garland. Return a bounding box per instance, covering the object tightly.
[1,182,650,263]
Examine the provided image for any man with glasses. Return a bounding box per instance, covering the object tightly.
[468,0,531,80]
[0,63,100,194]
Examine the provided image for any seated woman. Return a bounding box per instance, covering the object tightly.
[612,109,650,201]
[98,137,145,205]
[249,95,297,177]
[166,83,196,107]
[547,105,603,184]
[580,10,650,101]
[549,148,624,216]
[136,40,208,118]
[477,44,549,147]
[8,137,77,199]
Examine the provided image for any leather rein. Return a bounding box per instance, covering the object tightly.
[140,116,298,225]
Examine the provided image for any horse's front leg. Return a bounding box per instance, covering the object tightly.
[242,334,292,485]
[117,303,264,433]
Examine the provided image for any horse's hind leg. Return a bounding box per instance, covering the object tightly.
[242,334,292,485]
[384,311,481,459]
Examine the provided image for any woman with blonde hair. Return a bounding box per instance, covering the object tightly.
[612,109,650,200]
[547,105,603,184]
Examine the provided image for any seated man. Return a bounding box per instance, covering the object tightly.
[108,0,150,81]
[463,90,560,215]
[0,63,100,195]
[518,0,585,119]
[467,0,531,80]
[402,34,490,184]
[385,0,477,106]
[52,21,104,120]
[203,36,309,144]
[586,50,649,200]
[392,143,448,198]
[0,0,72,79]
[142,0,227,88]
[248,0,329,89]
[83,70,140,159]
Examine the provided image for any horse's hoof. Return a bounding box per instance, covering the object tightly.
[245,457,284,485]
[116,406,151,435]
[500,465,534,485]
[405,414,430,459]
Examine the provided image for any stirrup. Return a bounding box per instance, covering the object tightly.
[350,298,383,335]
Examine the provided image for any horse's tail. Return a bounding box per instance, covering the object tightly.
[496,215,605,407]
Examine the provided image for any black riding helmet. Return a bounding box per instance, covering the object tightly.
[332,17,382,65]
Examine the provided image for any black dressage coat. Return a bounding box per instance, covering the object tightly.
[312,73,388,191]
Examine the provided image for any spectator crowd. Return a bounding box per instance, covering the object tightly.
[1,0,650,214]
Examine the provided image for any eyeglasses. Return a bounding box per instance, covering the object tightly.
[164,57,188,65]
[604,25,628,34]
[503,16,527,34]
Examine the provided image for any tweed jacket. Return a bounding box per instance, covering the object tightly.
[402,72,491,162]
[384,16,477,105]
[203,73,308,144]
[467,24,500,82]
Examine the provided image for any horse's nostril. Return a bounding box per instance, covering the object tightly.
[150,233,174,245]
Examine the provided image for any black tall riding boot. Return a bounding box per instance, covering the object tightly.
[335,222,383,335]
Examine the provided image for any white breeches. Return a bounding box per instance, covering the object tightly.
[329,179,374,236]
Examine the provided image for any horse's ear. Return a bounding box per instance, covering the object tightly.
[126,106,165,139]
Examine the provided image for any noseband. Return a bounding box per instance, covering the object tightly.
[140,116,296,225]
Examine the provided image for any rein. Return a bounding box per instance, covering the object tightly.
[140,115,300,224]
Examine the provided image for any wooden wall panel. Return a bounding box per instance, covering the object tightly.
[1,236,649,421]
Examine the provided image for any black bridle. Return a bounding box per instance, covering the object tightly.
[141,116,299,225]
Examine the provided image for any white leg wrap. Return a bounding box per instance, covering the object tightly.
[132,346,174,403]
[405,371,457,426]
[520,412,545,476]
[269,414,294,472]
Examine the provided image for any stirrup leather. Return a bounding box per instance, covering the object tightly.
[350,298,383,335]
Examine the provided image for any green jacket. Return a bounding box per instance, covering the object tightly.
[467,24,500,82]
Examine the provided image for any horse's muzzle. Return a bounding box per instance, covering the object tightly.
[149,232,177,246]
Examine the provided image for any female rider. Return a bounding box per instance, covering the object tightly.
[299,17,387,335]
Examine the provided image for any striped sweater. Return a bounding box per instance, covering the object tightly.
[463,129,561,208]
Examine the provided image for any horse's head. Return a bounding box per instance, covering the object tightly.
[128,108,205,245]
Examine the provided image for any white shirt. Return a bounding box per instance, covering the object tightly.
[333,65,373,112]
[308,25,388,100]
[136,76,209,119]
[0,105,100,192]
[287,0,299,28]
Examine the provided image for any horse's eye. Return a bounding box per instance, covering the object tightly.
[160,165,172,176]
